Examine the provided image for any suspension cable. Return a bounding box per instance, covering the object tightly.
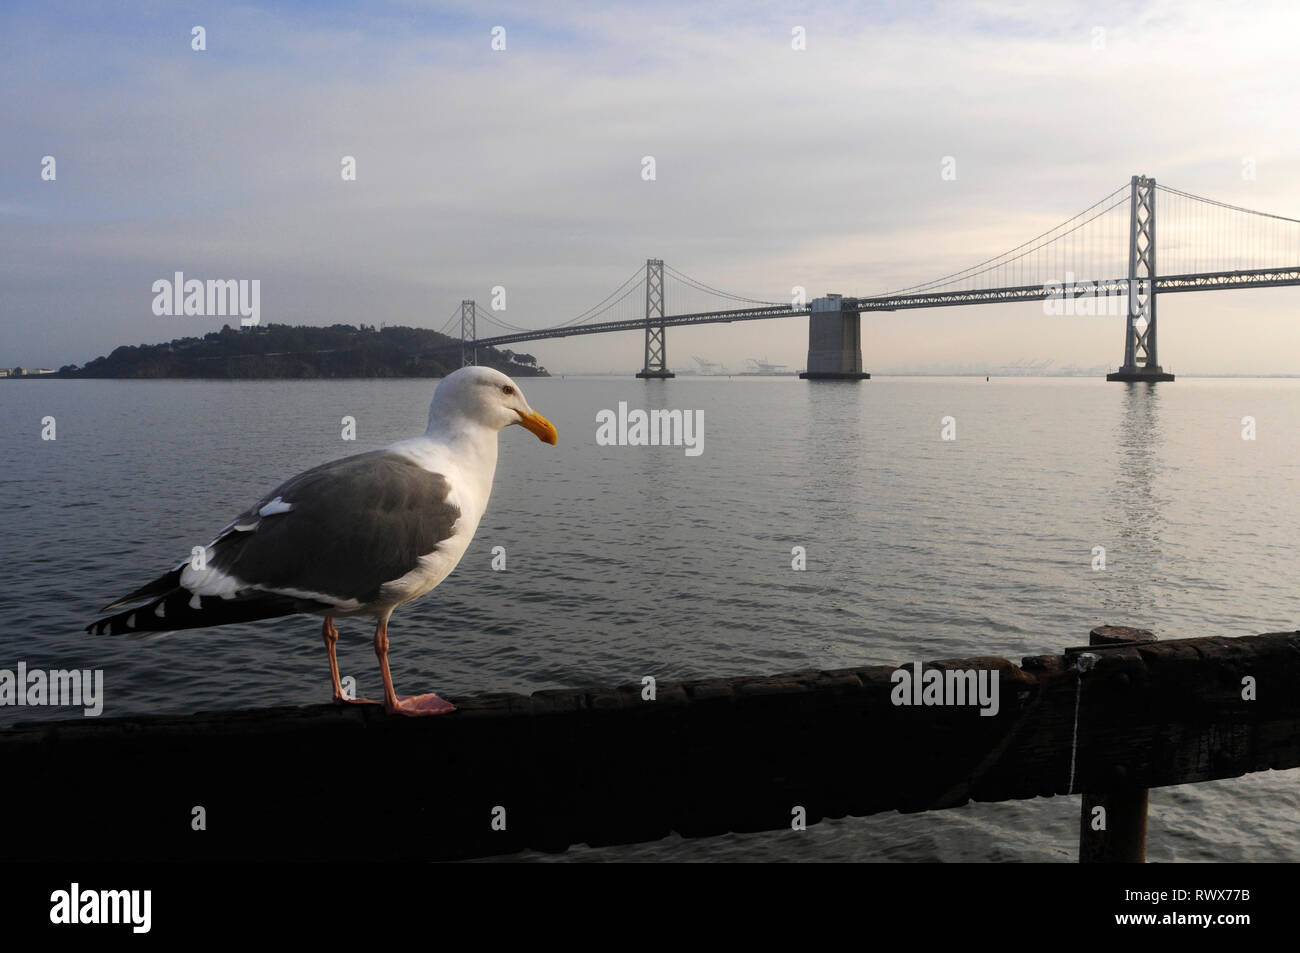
[873,182,1131,296]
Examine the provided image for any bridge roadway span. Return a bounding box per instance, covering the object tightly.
[454,265,1300,352]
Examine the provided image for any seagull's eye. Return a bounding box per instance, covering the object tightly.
[502,385,515,395]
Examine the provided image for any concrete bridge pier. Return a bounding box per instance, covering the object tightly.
[799,294,870,380]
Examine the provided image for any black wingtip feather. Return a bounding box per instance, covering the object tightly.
[98,567,185,614]
[87,588,331,636]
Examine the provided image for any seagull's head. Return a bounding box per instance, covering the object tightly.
[428,366,558,444]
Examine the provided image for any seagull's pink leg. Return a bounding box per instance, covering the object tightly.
[373,614,456,716]
[322,616,374,705]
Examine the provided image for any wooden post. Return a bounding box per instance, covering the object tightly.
[1078,625,1157,863]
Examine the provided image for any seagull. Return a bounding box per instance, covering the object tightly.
[86,365,557,716]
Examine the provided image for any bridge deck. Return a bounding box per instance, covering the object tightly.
[456,266,1300,352]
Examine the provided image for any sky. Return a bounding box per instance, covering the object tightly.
[3,0,1300,374]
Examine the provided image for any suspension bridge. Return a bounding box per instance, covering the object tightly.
[435,176,1300,381]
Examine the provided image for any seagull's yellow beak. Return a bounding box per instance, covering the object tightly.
[516,409,558,445]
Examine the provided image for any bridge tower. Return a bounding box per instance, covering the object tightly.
[1107,175,1174,382]
[799,294,870,380]
[460,299,476,367]
[636,258,674,379]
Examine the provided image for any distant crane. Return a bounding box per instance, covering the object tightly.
[994,358,1054,376]
[744,357,790,376]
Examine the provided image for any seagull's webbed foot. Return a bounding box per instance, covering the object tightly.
[385,693,457,716]
[323,616,380,705]
[373,614,457,716]
[334,691,379,706]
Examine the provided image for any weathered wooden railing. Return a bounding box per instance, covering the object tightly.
[1,626,1296,862]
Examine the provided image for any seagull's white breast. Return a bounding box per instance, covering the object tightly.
[376,428,499,609]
